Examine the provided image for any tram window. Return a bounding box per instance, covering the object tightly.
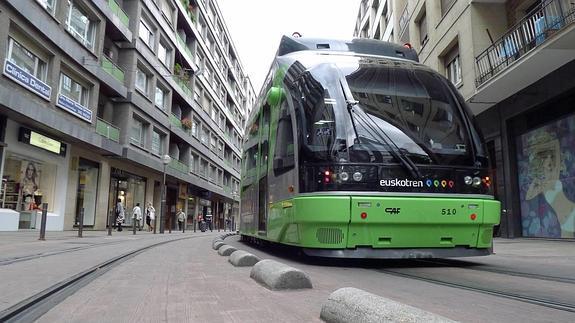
[273,98,295,175]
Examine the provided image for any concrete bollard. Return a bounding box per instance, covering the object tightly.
[250,259,312,290]
[320,287,457,323]
[228,250,260,267]
[213,241,225,250]
[218,245,237,256]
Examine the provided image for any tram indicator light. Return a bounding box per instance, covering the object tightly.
[470,213,477,221]
[361,212,368,219]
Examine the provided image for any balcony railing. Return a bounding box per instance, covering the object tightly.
[174,75,193,99]
[107,0,129,28]
[475,0,575,86]
[101,55,125,82]
[96,118,120,142]
[169,158,189,173]
[176,33,194,62]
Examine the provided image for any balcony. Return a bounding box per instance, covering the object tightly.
[176,33,195,62]
[101,55,125,82]
[96,118,120,142]
[470,0,575,114]
[169,158,189,173]
[107,0,129,28]
[476,0,574,86]
[174,75,193,99]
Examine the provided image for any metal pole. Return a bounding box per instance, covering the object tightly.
[78,207,84,238]
[38,203,48,241]
[159,164,166,234]
[182,213,186,233]
[108,210,113,236]
[132,211,137,235]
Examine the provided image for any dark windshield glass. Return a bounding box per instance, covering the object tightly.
[291,56,477,166]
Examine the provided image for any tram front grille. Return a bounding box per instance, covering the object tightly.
[316,228,344,244]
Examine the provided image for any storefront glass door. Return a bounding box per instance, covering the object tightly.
[75,158,99,226]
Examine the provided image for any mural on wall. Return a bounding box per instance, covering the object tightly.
[517,114,575,238]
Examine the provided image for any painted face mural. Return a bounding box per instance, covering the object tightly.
[517,114,575,238]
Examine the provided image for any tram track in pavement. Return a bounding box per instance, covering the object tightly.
[377,267,575,313]
[0,235,200,323]
[0,239,128,266]
[412,258,575,285]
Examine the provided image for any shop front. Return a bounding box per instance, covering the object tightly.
[0,120,69,230]
[108,167,146,228]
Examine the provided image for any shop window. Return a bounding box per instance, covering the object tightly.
[66,1,96,50]
[135,66,149,95]
[2,154,57,219]
[155,85,168,110]
[59,73,89,107]
[139,18,154,49]
[108,169,146,227]
[7,38,47,81]
[36,0,57,15]
[75,158,99,226]
[151,129,164,155]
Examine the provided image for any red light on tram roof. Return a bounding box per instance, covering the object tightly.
[470,213,477,221]
[403,43,413,49]
[361,212,368,219]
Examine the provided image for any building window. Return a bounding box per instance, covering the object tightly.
[7,38,47,81]
[158,41,170,67]
[130,118,145,147]
[211,107,217,121]
[59,73,88,106]
[441,0,456,16]
[160,0,174,25]
[200,126,207,145]
[192,119,199,137]
[151,130,163,155]
[66,1,96,50]
[36,0,56,15]
[138,19,154,48]
[417,11,428,47]
[210,134,216,151]
[444,45,462,86]
[135,67,149,95]
[155,85,168,109]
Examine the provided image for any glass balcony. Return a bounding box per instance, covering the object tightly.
[475,0,575,86]
[101,55,125,82]
[176,33,194,62]
[107,0,129,28]
[96,118,120,142]
[169,158,189,173]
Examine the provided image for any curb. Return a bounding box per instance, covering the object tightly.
[320,287,457,323]
[212,241,225,250]
[250,259,313,290]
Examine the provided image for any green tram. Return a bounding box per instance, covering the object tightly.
[240,36,500,258]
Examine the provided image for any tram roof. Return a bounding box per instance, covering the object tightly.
[276,36,419,62]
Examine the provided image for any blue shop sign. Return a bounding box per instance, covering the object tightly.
[56,93,92,123]
[3,59,52,100]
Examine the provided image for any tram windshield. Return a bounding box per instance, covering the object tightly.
[293,56,480,166]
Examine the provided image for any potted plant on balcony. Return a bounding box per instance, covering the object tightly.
[181,118,192,130]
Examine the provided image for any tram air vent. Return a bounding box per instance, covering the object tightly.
[316,228,344,244]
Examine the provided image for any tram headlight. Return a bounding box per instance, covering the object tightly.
[340,172,349,181]
[464,176,473,185]
[472,176,482,187]
[353,172,363,182]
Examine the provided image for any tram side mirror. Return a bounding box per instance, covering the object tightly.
[266,86,284,107]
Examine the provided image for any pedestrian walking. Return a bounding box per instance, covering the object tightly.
[115,199,125,232]
[132,203,142,231]
[177,209,186,231]
[146,202,155,232]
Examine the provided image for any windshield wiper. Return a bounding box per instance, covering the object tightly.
[353,106,423,179]
[340,81,361,145]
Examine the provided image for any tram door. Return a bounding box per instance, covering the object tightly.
[258,104,272,233]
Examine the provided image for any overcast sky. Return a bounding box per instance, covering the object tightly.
[218,0,360,93]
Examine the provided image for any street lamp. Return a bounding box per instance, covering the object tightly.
[159,154,171,234]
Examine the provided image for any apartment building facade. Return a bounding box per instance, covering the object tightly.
[0,0,255,232]
[355,0,575,239]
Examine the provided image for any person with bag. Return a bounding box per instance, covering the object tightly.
[177,209,186,231]
[146,202,155,232]
[132,203,142,231]
[115,199,125,232]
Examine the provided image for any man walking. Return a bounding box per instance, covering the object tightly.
[132,203,142,231]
